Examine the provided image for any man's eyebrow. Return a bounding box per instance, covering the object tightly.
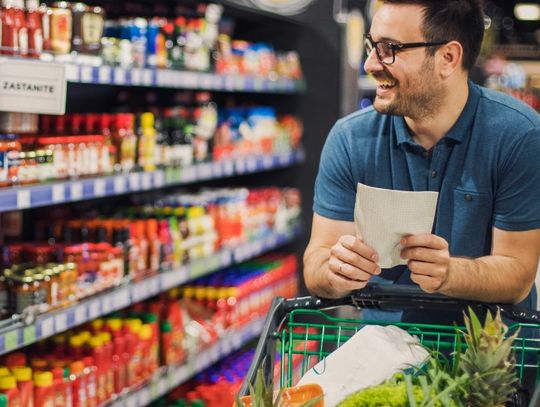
[369,34,403,43]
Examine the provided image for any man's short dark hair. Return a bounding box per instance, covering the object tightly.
[382,0,484,70]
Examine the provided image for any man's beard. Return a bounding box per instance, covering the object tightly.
[373,58,446,120]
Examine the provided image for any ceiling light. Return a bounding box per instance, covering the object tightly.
[514,3,540,21]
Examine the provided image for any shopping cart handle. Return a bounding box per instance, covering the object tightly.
[285,283,540,324]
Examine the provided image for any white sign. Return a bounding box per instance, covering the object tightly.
[0,58,67,114]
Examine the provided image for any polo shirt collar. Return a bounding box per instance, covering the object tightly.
[393,80,480,147]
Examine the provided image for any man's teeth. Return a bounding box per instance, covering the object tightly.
[376,80,397,89]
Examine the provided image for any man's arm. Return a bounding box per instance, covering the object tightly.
[303,213,381,299]
[401,227,540,303]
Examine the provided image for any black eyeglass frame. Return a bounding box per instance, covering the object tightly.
[363,33,450,65]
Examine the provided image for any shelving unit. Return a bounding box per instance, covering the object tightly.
[109,317,265,407]
[0,223,300,356]
[0,148,305,211]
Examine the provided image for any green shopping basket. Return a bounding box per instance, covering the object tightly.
[239,284,540,406]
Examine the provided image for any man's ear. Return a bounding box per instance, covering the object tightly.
[438,40,464,78]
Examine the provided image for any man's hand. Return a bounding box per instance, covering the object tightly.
[400,234,451,293]
[328,235,381,293]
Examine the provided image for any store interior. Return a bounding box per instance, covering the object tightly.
[0,0,538,406]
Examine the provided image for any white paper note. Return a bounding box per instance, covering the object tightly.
[354,183,439,268]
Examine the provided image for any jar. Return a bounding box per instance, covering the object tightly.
[64,262,78,301]
[9,273,45,314]
[42,266,59,308]
[25,245,54,265]
[3,243,24,266]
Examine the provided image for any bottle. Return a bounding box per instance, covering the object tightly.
[138,112,157,172]
[50,2,72,55]
[25,0,43,58]
[0,375,20,406]
[33,371,54,407]
[12,367,32,407]
[51,368,67,407]
[82,357,96,407]
[1,0,17,56]
[68,361,86,407]
[88,338,106,404]
[5,352,26,369]
[13,0,27,57]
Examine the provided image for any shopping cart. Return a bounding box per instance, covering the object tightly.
[239,284,540,406]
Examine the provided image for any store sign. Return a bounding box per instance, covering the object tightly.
[0,59,67,115]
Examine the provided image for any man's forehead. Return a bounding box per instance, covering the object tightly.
[370,3,425,41]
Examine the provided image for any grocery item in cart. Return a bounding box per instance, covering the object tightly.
[297,324,428,406]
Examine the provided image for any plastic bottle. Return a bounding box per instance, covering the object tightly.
[25,0,43,57]
[51,367,67,407]
[88,338,105,404]
[0,375,20,406]
[110,334,125,395]
[123,319,142,386]
[138,324,152,380]
[33,371,54,407]
[138,112,157,172]
[13,0,26,56]
[68,361,86,407]
[12,367,32,407]
[82,357,96,407]
[98,332,114,399]
[0,394,7,407]
[69,335,85,359]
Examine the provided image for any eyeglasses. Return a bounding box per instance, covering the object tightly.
[363,33,449,65]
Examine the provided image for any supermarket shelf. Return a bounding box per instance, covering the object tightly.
[110,317,265,407]
[0,149,305,212]
[0,223,301,356]
[68,63,306,93]
[0,56,305,93]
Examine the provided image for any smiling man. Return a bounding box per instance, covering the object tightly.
[304,0,540,324]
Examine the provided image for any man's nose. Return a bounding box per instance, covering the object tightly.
[364,47,384,74]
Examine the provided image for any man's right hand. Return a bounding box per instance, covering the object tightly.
[327,235,381,293]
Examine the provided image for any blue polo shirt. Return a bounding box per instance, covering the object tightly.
[313,81,540,322]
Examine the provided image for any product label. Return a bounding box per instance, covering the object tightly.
[81,14,104,46]
[33,29,44,53]
[19,27,29,55]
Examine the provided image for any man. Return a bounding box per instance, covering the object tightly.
[303,0,540,323]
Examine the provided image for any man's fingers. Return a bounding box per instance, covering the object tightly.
[401,246,449,264]
[331,245,381,275]
[339,235,379,262]
[328,268,369,292]
[401,234,448,250]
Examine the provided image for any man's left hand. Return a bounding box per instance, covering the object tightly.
[400,234,451,293]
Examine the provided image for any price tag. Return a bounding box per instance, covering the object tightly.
[94,178,106,197]
[74,305,86,325]
[278,153,290,166]
[139,388,150,405]
[81,66,93,82]
[212,162,223,177]
[262,155,273,169]
[70,182,83,200]
[88,300,100,320]
[142,69,153,85]
[157,377,167,396]
[224,75,235,90]
[235,159,246,174]
[132,68,142,84]
[113,288,130,309]
[198,163,212,179]
[254,77,263,91]
[209,345,220,361]
[17,189,31,209]
[131,283,146,303]
[223,160,234,175]
[65,64,79,81]
[190,260,208,279]
[129,173,140,190]
[148,277,160,296]
[55,313,67,332]
[23,326,36,345]
[141,172,152,190]
[101,295,112,314]
[246,157,257,172]
[220,250,231,267]
[114,67,126,84]
[98,66,111,83]
[154,171,164,188]
[52,184,65,203]
[114,176,126,193]
[4,331,18,352]
[125,395,137,407]
[161,270,181,291]
[253,240,263,255]
[235,76,244,89]
[181,167,196,183]
[40,317,54,338]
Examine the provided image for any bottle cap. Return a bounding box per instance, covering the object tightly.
[34,371,53,387]
[5,352,26,368]
[0,376,16,390]
[12,367,32,382]
[0,368,10,377]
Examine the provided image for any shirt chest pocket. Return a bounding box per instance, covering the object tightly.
[451,188,493,257]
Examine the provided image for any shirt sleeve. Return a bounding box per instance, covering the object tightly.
[313,121,357,221]
[494,127,540,231]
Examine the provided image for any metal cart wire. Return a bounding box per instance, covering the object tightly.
[239,284,540,406]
